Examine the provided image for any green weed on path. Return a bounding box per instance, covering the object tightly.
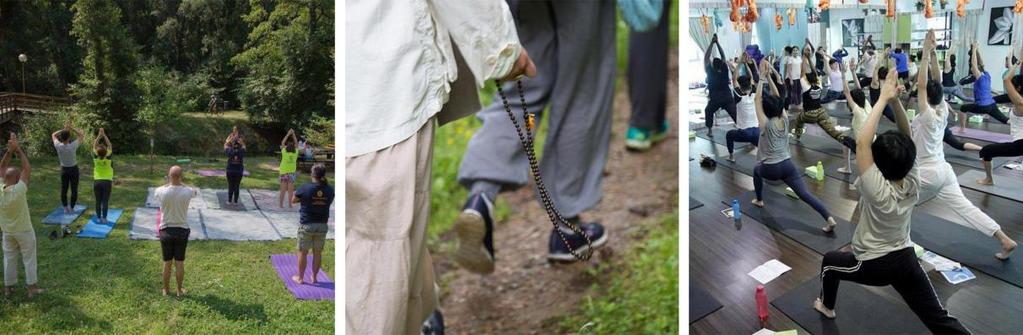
[0,155,334,334]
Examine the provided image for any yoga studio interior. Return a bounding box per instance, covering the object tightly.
[689,0,1023,333]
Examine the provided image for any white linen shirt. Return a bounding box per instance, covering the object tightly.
[346,0,521,157]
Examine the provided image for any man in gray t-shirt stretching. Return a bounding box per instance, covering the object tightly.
[51,122,83,221]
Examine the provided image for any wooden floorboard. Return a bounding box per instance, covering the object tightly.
[688,94,1023,334]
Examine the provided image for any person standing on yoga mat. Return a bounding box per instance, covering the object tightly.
[224,127,246,205]
[839,58,872,175]
[977,60,1023,186]
[750,59,839,233]
[783,46,804,110]
[278,129,299,209]
[52,122,83,220]
[725,74,758,162]
[792,47,857,153]
[0,133,43,298]
[704,34,737,136]
[959,41,1010,131]
[291,163,333,285]
[942,46,973,104]
[815,63,970,334]
[91,128,113,224]
[154,166,197,297]
[912,33,1016,260]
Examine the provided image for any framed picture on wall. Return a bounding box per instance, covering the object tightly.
[842,18,864,47]
[988,6,1015,45]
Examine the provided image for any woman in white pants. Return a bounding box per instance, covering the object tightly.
[912,31,1017,260]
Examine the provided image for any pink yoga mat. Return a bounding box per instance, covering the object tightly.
[270,254,334,300]
[195,169,251,177]
[949,127,1013,144]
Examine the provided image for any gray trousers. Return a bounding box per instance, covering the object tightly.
[628,0,670,130]
[457,0,617,218]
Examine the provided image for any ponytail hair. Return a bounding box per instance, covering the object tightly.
[311,163,328,185]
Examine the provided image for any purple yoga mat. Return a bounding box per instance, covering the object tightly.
[195,169,251,177]
[948,127,1013,143]
[270,254,334,300]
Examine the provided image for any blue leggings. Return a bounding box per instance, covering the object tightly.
[725,127,760,154]
[754,159,831,219]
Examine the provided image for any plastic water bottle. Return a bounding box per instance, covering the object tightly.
[816,161,824,181]
[756,285,769,325]
[732,199,741,220]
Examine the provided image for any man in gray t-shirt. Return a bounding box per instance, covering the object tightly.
[51,123,83,218]
[814,65,968,334]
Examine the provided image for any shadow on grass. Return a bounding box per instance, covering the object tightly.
[182,294,268,323]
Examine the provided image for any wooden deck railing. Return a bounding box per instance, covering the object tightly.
[0,92,72,115]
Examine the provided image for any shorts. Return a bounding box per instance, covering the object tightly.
[159,227,190,261]
[298,223,328,252]
[279,173,296,184]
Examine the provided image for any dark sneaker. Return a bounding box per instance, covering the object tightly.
[421,310,445,335]
[547,219,609,262]
[453,193,495,274]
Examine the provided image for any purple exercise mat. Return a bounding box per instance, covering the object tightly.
[195,169,251,177]
[270,254,334,301]
[948,126,1013,143]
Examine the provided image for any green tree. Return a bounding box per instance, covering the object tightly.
[0,0,81,95]
[69,0,143,150]
[231,0,333,129]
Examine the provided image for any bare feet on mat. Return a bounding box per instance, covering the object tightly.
[751,199,764,208]
[837,167,851,174]
[996,238,1017,260]
[814,298,837,319]
[822,217,838,233]
[291,275,304,285]
[977,178,994,186]
[727,154,736,162]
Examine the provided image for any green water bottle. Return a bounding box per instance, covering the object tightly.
[816,161,824,181]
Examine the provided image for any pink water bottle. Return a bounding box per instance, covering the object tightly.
[755,285,769,326]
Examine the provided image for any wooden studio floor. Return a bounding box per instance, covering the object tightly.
[687,89,1023,335]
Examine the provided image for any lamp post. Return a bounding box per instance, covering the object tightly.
[18,54,27,94]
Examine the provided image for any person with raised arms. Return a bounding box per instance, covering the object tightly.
[224,127,246,205]
[52,122,84,222]
[958,41,1010,130]
[815,62,970,334]
[703,34,737,136]
[91,128,114,224]
[791,44,857,153]
[0,133,43,298]
[912,33,1017,260]
[977,59,1023,186]
[278,129,300,209]
[749,59,839,233]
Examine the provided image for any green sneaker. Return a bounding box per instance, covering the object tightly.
[651,120,670,143]
[625,127,653,150]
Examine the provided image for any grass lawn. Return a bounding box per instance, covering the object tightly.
[0,154,334,334]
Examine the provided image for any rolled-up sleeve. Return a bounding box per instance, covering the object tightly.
[429,0,522,87]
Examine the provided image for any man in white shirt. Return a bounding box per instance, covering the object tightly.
[154,166,197,297]
[346,1,534,334]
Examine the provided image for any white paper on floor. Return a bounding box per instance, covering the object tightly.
[752,329,774,335]
[748,259,792,285]
[921,251,961,271]
[941,267,976,285]
[129,207,207,240]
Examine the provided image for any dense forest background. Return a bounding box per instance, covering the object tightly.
[0,0,333,154]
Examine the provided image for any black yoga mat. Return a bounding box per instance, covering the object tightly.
[713,153,758,176]
[689,197,705,210]
[772,278,929,335]
[792,134,847,158]
[725,190,852,255]
[911,211,1023,289]
[941,147,1015,170]
[957,170,1023,203]
[695,127,753,151]
[689,284,723,323]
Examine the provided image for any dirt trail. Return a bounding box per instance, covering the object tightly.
[433,51,680,334]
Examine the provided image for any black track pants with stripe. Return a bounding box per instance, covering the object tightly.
[820,247,971,334]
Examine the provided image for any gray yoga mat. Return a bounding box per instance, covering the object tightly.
[911,211,1023,289]
[792,134,847,158]
[689,284,723,323]
[772,278,930,334]
[957,170,1023,202]
[949,126,1013,143]
[202,209,282,241]
[128,207,207,240]
[263,211,335,240]
[727,190,852,255]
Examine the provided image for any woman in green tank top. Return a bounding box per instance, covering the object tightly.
[93,128,114,223]
[279,129,300,208]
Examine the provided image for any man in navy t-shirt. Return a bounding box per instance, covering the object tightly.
[290,164,334,285]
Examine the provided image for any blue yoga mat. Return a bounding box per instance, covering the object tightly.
[41,205,87,225]
[77,208,125,239]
